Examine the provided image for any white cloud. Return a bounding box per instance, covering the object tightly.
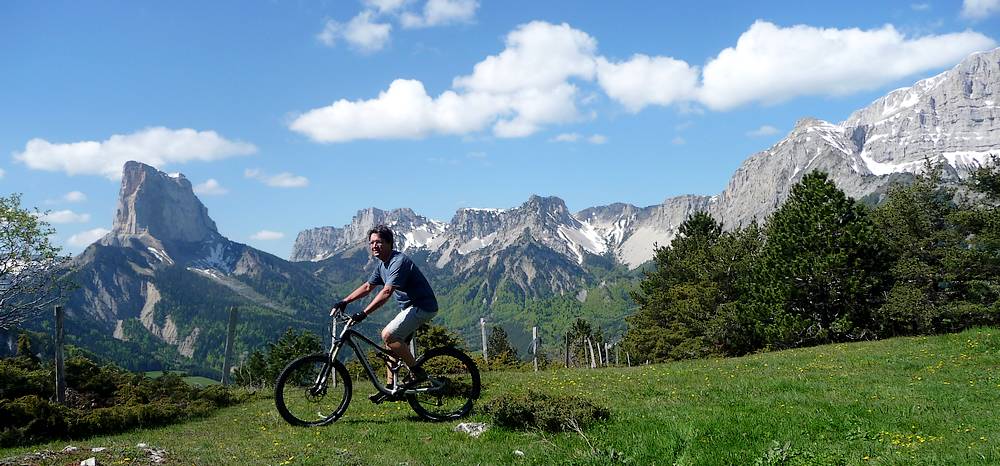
[67,228,109,247]
[596,54,699,112]
[318,11,392,53]
[63,191,87,202]
[365,0,408,14]
[699,21,996,110]
[911,3,931,11]
[193,179,228,195]
[550,133,606,144]
[672,136,686,145]
[962,0,1000,19]
[293,19,997,143]
[454,21,596,94]
[250,230,284,240]
[0,168,5,178]
[37,210,90,224]
[490,83,581,138]
[14,127,257,179]
[244,168,309,188]
[552,133,581,142]
[290,79,505,142]
[747,125,781,137]
[401,0,478,28]
[293,21,595,142]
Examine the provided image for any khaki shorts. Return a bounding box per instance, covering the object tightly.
[383,306,436,342]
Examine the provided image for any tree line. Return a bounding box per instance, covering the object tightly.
[623,161,1000,362]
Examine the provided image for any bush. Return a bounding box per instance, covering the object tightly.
[0,359,53,400]
[233,328,322,387]
[484,390,610,432]
[0,354,247,447]
[0,396,72,446]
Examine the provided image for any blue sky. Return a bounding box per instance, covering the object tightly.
[3,0,999,258]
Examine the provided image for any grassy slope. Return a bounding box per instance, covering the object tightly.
[145,371,220,388]
[2,328,998,465]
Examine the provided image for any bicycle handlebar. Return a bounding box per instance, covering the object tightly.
[330,307,353,325]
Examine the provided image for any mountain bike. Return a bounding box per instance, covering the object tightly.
[274,309,480,426]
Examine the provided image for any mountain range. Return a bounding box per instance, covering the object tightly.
[294,48,1000,271]
[19,47,1000,372]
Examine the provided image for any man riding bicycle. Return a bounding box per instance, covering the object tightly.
[331,225,437,400]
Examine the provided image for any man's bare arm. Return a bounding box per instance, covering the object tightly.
[361,285,395,317]
[330,282,376,315]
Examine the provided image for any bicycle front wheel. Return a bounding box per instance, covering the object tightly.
[275,353,352,426]
[406,347,480,421]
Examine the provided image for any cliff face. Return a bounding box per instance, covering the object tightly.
[111,161,219,243]
[290,208,446,261]
[711,48,1000,229]
[65,161,332,368]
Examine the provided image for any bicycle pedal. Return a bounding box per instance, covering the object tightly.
[369,392,388,404]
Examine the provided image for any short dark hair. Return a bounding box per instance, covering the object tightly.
[368,225,394,249]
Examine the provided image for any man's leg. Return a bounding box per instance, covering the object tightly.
[382,332,418,368]
[382,307,434,380]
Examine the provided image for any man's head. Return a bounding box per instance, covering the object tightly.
[368,225,394,261]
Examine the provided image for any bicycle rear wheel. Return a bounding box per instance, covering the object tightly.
[406,347,480,421]
[275,353,352,426]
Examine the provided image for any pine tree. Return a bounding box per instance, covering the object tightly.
[416,322,466,351]
[624,212,763,360]
[486,325,519,368]
[753,171,890,348]
[870,166,961,335]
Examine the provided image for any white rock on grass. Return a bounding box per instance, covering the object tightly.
[62,446,79,453]
[91,447,106,452]
[80,457,97,466]
[453,422,489,437]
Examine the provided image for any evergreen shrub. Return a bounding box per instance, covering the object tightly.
[484,390,610,432]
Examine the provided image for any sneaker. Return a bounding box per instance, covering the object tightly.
[369,392,387,404]
[401,367,429,388]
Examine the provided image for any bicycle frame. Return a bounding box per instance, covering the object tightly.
[336,325,402,395]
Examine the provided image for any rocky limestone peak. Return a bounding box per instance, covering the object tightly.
[839,47,1000,173]
[111,161,218,243]
[512,195,577,227]
[290,226,343,262]
[792,117,826,131]
[449,207,505,241]
[290,206,446,261]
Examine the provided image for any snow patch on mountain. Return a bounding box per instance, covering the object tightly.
[402,221,448,251]
[146,247,173,265]
[458,233,498,255]
[943,150,998,170]
[557,222,607,264]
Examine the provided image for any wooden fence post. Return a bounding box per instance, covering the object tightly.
[532,326,538,372]
[221,307,238,386]
[480,318,488,364]
[564,332,570,368]
[54,305,65,404]
[586,338,596,369]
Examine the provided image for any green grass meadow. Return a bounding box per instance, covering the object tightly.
[3,328,999,465]
[144,371,220,388]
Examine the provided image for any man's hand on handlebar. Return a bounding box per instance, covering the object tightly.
[330,300,349,316]
[350,311,367,323]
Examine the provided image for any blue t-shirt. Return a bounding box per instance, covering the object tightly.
[367,251,438,312]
